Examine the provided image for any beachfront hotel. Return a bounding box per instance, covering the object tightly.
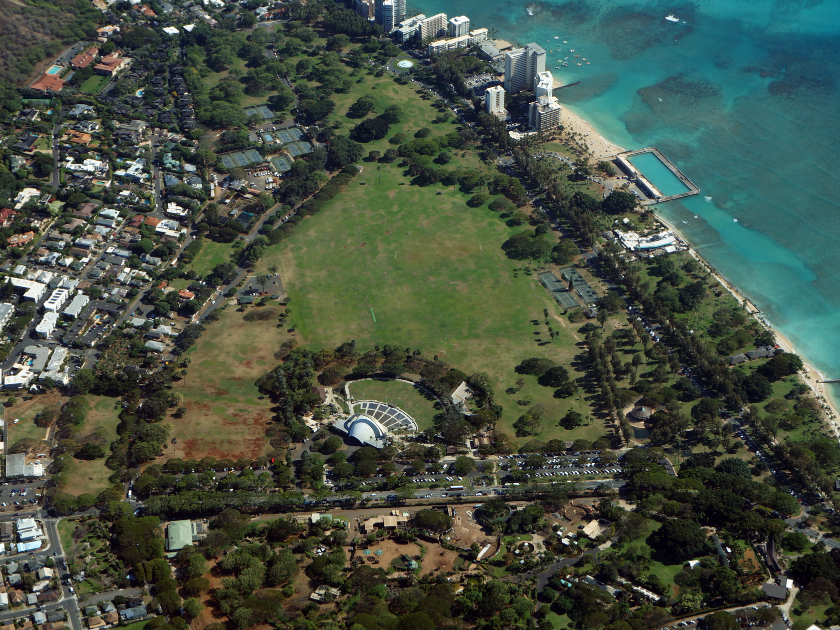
[504,42,546,93]
[485,85,506,116]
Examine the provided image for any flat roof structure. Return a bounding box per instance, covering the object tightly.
[5,453,24,477]
[166,520,195,551]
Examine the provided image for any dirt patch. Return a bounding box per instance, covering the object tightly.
[194,560,227,630]
[420,546,461,576]
[172,405,272,461]
[563,503,589,523]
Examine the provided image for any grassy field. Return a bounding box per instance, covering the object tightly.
[156,305,291,463]
[347,379,439,432]
[79,74,109,94]
[258,153,609,446]
[57,519,75,555]
[62,396,122,497]
[187,239,236,277]
[6,392,63,448]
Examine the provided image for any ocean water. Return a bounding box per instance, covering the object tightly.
[414,0,840,393]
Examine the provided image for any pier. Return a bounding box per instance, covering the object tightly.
[556,81,581,90]
[614,147,700,205]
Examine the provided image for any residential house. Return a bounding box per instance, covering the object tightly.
[94,55,125,76]
[8,232,35,247]
[71,49,99,69]
[30,74,65,93]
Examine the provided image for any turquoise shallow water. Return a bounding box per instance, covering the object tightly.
[414,0,840,393]
[627,152,690,196]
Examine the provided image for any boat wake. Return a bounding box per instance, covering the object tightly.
[704,196,713,202]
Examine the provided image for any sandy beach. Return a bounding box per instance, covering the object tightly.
[558,106,625,160]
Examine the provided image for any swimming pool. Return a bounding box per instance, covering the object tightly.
[46,65,62,75]
[628,152,691,197]
[136,89,144,97]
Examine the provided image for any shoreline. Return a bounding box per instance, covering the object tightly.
[653,214,840,428]
[557,106,627,159]
[550,97,840,430]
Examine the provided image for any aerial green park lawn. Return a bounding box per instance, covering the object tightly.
[258,153,605,445]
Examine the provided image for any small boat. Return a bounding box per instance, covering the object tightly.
[576,62,582,66]
[665,14,679,22]
[563,40,567,43]
[658,98,663,102]
[555,66,560,69]
[564,56,568,59]
[554,36,559,39]
[582,57,587,60]
[570,49,575,52]
[574,54,580,58]
[562,63,568,67]
[586,62,590,65]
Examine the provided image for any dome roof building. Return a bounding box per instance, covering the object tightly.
[334,414,387,448]
[630,406,653,421]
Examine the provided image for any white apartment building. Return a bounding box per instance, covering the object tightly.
[428,28,489,55]
[535,71,553,99]
[485,85,506,116]
[418,13,448,41]
[504,42,546,93]
[0,303,13,332]
[448,16,469,38]
[529,95,563,132]
[375,0,404,31]
[43,288,70,313]
[394,13,426,41]
[34,312,59,339]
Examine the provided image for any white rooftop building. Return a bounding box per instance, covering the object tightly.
[34,312,59,338]
[448,15,469,38]
[7,277,46,301]
[43,288,70,312]
[62,293,90,319]
[13,188,40,210]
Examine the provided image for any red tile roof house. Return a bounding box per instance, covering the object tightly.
[0,209,19,227]
[30,74,65,93]
[7,231,35,247]
[71,48,99,69]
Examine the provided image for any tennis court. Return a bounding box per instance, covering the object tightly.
[286,141,313,157]
[276,130,293,144]
[270,155,293,172]
[219,149,264,169]
[244,105,275,120]
[539,272,580,310]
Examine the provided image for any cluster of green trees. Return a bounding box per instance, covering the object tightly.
[214,543,299,627]
[623,448,799,545]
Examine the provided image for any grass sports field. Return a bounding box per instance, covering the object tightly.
[259,154,603,445]
[187,239,236,277]
[62,396,121,497]
[347,379,438,432]
[160,305,290,463]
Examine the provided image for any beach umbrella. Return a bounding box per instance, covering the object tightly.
[363,549,371,556]
[375,549,383,556]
